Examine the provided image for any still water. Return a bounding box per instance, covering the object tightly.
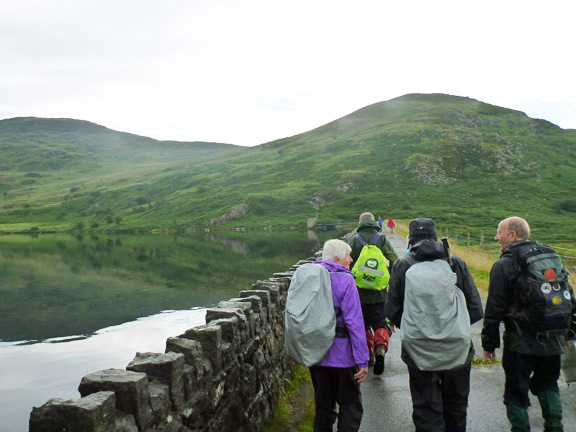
[0,230,345,432]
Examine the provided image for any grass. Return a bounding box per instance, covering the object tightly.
[263,364,315,432]
[3,95,576,239]
[472,356,501,366]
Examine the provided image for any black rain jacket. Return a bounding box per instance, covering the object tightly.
[385,239,484,370]
[481,240,576,356]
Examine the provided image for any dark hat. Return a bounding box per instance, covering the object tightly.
[408,218,437,245]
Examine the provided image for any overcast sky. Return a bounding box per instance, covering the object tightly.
[1,0,575,147]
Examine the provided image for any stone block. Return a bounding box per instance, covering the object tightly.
[239,291,268,328]
[225,298,258,337]
[148,382,171,424]
[252,283,282,310]
[78,368,152,430]
[127,352,186,411]
[29,391,116,432]
[166,337,209,390]
[115,413,138,432]
[208,316,240,345]
[217,300,252,314]
[180,325,223,371]
[166,337,203,367]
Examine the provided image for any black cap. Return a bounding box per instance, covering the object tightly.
[408,218,437,245]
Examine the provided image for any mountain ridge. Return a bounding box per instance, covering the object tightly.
[1,93,575,241]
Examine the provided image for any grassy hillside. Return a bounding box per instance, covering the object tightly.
[1,94,575,241]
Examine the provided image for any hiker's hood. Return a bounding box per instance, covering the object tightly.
[410,239,445,261]
[357,218,381,232]
[315,260,352,274]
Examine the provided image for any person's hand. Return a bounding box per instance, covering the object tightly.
[354,367,368,383]
[483,350,496,362]
[389,324,397,333]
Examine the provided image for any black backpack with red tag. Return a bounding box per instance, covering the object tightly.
[512,241,573,337]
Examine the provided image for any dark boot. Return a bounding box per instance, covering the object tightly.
[373,346,386,375]
[373,328,390,376]
[506,404,530,432]
[537,390,564,432]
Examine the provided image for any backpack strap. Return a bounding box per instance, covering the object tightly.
[369,232,382,246]
[355,234,367,246]
[331,273,349,338]
[441,237,457,273]
[355,232,382,246]
[405,255,417,267]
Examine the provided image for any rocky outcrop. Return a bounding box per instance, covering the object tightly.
[207,204,249,226]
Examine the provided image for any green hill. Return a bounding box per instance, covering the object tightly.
[1,94,575,241]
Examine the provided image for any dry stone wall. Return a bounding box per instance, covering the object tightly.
[29,252,321,432]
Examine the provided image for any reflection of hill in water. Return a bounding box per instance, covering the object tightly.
[209,234,251,254]
[0,231,340,343]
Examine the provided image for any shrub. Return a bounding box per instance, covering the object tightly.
[556,199,576,213]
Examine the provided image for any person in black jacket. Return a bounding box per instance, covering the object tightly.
[386,218,483,432]
[481,216,576,431]
[349,212,398,375]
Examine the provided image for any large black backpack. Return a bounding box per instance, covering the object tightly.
[512,242,573,338]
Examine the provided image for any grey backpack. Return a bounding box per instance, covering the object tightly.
[285,263,336,367]
[400,256,471,371]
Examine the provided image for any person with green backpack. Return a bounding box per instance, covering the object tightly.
[349,212,398,375]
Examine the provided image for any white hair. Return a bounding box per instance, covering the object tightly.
[358,212,374,223]
[322,239,351,262]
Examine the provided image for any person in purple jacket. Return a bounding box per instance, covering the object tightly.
[310,239,370,432]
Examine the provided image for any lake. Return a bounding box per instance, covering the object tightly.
[0,230,345,432]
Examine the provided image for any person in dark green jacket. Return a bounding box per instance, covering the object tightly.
[348,212,398,375]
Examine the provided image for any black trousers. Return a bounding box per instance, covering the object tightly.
[502,347,561,407]
[408,363,471,432]
[361,302,389,331]
[309,365,363,432]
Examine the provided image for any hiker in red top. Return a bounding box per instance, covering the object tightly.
[387,218,396,233]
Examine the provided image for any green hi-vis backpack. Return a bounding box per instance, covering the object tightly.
[351,233,390,290]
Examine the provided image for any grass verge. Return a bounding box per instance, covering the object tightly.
[263,364,315,432]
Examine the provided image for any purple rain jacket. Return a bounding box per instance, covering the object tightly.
[314,260,369,369]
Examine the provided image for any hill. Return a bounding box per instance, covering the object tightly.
[1,94,575,241]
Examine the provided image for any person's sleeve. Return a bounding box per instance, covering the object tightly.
[382,237,399,264]
[385,260,407,327]
[481,259,510,352]
[340,274,369,367]
[348,236,360,268]
[454,257,484,325]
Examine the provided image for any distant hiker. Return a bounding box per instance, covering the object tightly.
[386,218,483,432]
[387,217,396,233]
[481,216,576,431]
[304,239,369,432]
[378,216,384,229]
[349,212,398,375]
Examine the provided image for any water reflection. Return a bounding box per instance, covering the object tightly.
[0,230,343,343]
[0,309,206,432]
[0,230,345,431]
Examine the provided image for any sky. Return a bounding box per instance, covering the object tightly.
[1,0,575,147]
